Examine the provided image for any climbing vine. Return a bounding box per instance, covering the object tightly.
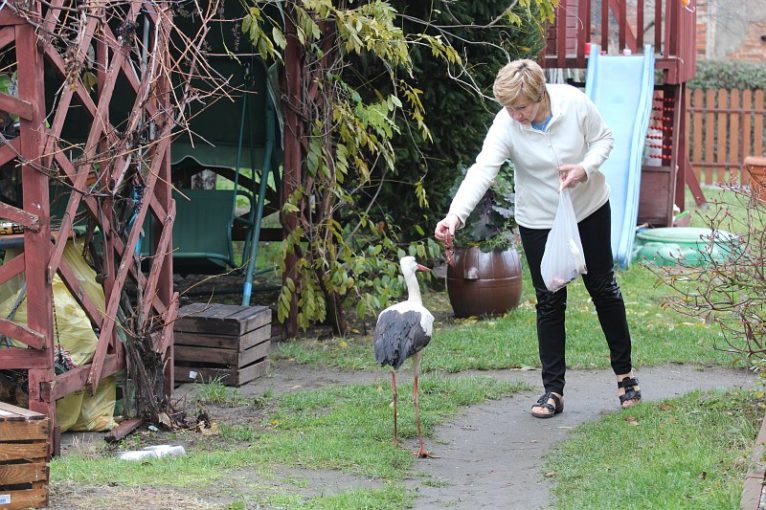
[241,0,555,335]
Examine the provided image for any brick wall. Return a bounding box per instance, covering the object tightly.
[696,2,766,62]
[725,21,766,62]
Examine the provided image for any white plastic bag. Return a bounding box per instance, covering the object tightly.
[540,188,587,292]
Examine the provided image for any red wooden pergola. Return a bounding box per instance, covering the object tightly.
[543,0,699,226]
[0,1,176,453]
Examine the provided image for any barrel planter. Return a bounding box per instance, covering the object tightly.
[446,246,523,318]
[745,156,766,203]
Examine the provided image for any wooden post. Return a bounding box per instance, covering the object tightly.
[15,20,56,452]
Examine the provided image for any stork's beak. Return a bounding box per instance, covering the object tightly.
[416,263,431,272]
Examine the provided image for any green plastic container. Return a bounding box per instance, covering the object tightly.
[632,227,740,266]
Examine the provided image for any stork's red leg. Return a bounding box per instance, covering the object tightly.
[412,353,433,458]
[391,368,398,446]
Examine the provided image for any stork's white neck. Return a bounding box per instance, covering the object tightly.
[405,271,423,305]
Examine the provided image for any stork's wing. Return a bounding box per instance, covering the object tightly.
[374,309,432,370]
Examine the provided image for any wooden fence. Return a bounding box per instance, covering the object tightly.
[686,88,765,186]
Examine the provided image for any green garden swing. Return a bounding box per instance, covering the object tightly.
[156,55,282,305]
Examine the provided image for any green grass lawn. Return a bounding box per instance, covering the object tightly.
[49,186,764,509]
[263,185,763,508]
[52,376,528,509]
[274,185,759,375]
[548,390,763,510]
[274,261,743,374]
[689,185,765,234]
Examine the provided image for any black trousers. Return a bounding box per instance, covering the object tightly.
[518,201,632,395]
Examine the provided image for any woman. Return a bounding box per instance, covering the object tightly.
[434,59,641,418]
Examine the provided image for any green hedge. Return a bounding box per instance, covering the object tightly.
[367,1,548,239]
[688,60,766,90]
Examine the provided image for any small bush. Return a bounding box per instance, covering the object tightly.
[655,187,766,369]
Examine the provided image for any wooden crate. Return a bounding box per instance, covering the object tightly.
[0,403,49,510]
[173,303,272,386]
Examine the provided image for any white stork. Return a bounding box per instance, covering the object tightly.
[374,256,434,458]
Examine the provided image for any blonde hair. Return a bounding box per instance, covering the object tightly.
[493,59,547,107]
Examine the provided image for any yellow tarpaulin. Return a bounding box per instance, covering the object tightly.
[0,240,117,431]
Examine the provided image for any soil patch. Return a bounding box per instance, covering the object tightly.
[50,483,219,510]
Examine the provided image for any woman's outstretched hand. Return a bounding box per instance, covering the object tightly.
[435,214,460,266]
[434,214,460,242]
[558,164,587,189]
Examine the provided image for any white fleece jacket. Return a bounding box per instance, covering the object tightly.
[448,83,614,229]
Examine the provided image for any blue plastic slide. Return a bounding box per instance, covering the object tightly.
[585,44,655,268]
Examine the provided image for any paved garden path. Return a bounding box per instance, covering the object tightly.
[243,362,756,509]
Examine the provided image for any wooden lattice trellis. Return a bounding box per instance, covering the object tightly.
[0,0,177,453]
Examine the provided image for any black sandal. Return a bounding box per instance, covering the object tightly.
[617,376,642,407]
[531,392,564,418]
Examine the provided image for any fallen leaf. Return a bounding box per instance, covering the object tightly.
[158,412,173,429]
[200,422,219,436]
